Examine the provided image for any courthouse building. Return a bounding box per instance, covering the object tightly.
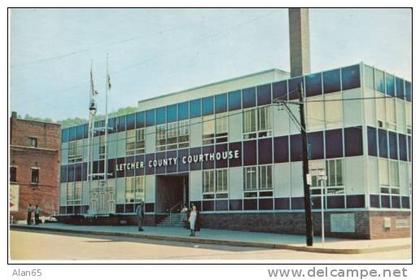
[58,63,412,239]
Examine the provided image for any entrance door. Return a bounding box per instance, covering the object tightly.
[89,180,115,215]
[156,175,189,213]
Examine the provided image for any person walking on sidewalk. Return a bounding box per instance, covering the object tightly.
[135,200,145,231]
[188,205,201,236]
[26,204,34,225]
[180,204,189,229]
[34,205,41,225]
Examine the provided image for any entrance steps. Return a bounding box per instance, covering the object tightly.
[157,213,185,227]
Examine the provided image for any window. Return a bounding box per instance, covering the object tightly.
[190,99,202,118]
[395,78,404,99]
[126,128,145,155]
[367,127,377,156]
[363,65,374,90]
[156,124,167,151]
[68,140,83,163]
[379,159,400,194]
[215,93,227,113]
[243,165,273,197]
[215,113,228,143]
[166,122,177,150]
[242,87,256,108]
[272,80,287,101]
[374,69,385,93]
[125,176,145,203]
[405,81,412,102]
[203,169,228,200]
[326,159,344,194]
[257,84,272,105]
[67,183,74,204]
[10,166,17,182]
[288,77,303,100]
[98,135,105,159]
[126,113,135,130]
[243,107,272,139]
[344,126,363,157]
[202,170,215,199]
[156,107,166,125]
[202,96,214,116]
[202,115,215,145]
[31,168,39,184]
[74,182,82,204]
[386,74,395,96]
[167,104,177,123]
[29,137,38,147]
[146,109,155,126]
[216,169,228,193]
[178,102,189,120]
[178,120,190,148]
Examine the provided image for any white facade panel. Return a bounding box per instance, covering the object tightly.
[115,178,126,204]
[107,133,117,159]
[145,127,155,153]
[228,112,242,142]
[363,88,377,127]
[190,117,202,147]
[344,156,365,194]
[399,162,409,196]
[145,175,155,203]
[273,107,290,136]
[343,88,363,127]
[190,170,202,201]
[366,157,379,194]
[228,167,243,199]
[61,143,68,165]
[273,163,290,197]
[60,183,67,206]
[290,161,303,196]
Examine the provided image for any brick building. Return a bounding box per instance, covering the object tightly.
[9,112,61,221]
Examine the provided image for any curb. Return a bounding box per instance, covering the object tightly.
[10,225,410,255]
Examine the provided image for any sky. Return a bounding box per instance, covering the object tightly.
[9,8,412,121]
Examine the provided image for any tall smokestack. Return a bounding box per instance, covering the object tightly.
[289,8,311,77]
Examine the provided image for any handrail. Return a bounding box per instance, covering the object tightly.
[169,201,183,224]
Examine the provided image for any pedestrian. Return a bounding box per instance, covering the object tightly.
[26,204,33,225]
[135,200,145,231]
[188,205,201,237]
[180,204,189,229]
[34,205,41,225]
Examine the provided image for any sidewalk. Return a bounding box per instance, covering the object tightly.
[10,223,410,254]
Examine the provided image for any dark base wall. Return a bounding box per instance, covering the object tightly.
[55,210,410,239]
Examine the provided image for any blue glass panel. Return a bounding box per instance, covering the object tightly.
[145,154,155,175]
[116,158,125,178]
[374,69,385,93]
[258,138,272,164]
[177,149,189,172]
[405,81,412,101]
[83,124,88,138]
[75,125,83,140]
[134,155,144,176]
[272,80,287,101]
[167,104,177,123]
[62,128,69,143]
[216,200,229,211]
[327,196,345,208]
[69,126,76,141]
[155,152,166,175]
[166,150,177,173]
[388,131,398,160]
[396,78,404,99]
[108,118,115,133]
[189,147,202,171]
[344,126,363,157]
[242,87,256,108]
[202,200,214,212]
[307,131,324,160]
[146,109,155,126]
[244,199,257,210]
[190,99,201,118]
[228,90,241,111]
[118,116,126,132]
[67,164,75,182]
[288,77,303,100]
[346,195,365,208]
[257,84,271,106]
[215,93,227,113]
[385,74,395,96]
[156,107,166,125]
[323,69,341,93]
[325,129,343,158]
[291,197,304,209]
[398,134,407,161]
[126,113,135,130]
[107,159,115,178]
[229,199,242,211]
[82,162,88,181]
[370,195,380,208]
[135,112,145,128]
[378,129,388,158]
[243,140,257,165]
[75,163,82,181]
[274,136,289,163]
[342,65,360,90]
[259,198,273,210]
[367,127,377,156]
[305,73,322,97]
[202,96,214,116]
[381,195,390,208]
[290,134,302,161]
[177,102,189,120]
[391,196,400,208]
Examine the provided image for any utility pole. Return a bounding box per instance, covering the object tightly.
[298,82,314,246]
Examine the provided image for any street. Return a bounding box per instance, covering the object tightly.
[10,230,411,261]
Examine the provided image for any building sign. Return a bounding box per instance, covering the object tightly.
[10,184,19,212]
[115,149,240,171]
[330,213,355,233]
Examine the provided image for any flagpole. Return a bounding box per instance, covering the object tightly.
[104,54,109,190]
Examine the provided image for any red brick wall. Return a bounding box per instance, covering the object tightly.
[10,117,61,221]
[369,211,411,239]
